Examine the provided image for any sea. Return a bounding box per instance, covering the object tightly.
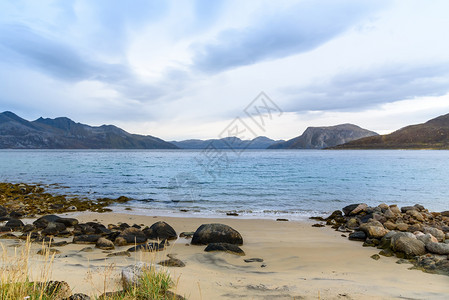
[0,149,448,220]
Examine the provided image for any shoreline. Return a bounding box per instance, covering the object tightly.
[2,212,449,299]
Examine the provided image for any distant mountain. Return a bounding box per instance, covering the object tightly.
[0,111,177,149]
[171,136,284,149]
[331,113,449,149]
[269,124,378,149]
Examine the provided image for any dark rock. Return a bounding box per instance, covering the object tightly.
[363,238,380,247]
[68,293,91,300]
[73,234,101,244]
[4,218,24,229]
[441,211,449,217]
[179,232,194,238]
[22,224,35,232]
[326,210,343,220]
[371,254,380,260]
[414,204,425,211]
[379,249,394,257]
[115,227,147,245]
[359,213,374,224]
[127,241,165,252]
[143,221,177,240]
[191,223,243,245]
[426,242,449,255]
[401,206,417,213]
[0,206,7,217]
[244,258,264,263]
[33,215,61,229]
[51,241,68,247]
[348,231,366,241]
[41,222,66,236]
[9,211,23,218]
[276,218,289,221]
[312,223,325,227]
[226,212,239,216]
[158,257,186,267]
[55,217,79,227]
[342,204,360,216]
[204,243,245,256]
[119,223,130,230]
[73,224,96,235]
[96,237,115,250]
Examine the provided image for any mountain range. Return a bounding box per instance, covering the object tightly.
[332,113,449,149]
[2,111,449,150]
[269,124,378,149]
[0,111,177,149]
[171,136,284,149]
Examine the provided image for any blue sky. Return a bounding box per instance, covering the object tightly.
[1,0,449,140]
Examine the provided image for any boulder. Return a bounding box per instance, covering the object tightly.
[401,206,417,213]
[391,235,426,258]
[426,242,449,255]
[158,257,186,267]
[383,221,397,230]
[348,231,366,241]
[4,218,24,229]
[396,223,409,232]
[406,210,424,222]
[191,224,243,245]
[389,205,401,215]
[342,204,360,216]
[41,222,66,236]
[115,227,147,245]
[383,208,396,219]
[416,233,438,246]
[55,217,79,227]
[0,206,7,217]
[350,203,368,215]
[127,241,166,252]
[33,215,61,229]
[144,221,177,241]
[73,234,101,244]
[359,222,389,238]
[204,243,245,256]
[423,227,445,242]
[345,218,358,229]
[96,237,115,250]
[68,294,91,300]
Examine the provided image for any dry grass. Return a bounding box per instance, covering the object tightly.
[0,236,63,299]
[0,236,184,300]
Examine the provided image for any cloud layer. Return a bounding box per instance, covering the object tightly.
[1,0,449,139]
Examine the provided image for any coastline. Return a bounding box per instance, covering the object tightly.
[3,212,449,299]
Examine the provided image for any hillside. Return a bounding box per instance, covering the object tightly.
[0,111,177,149]
[269,124,378,149]
[331,113,449,149]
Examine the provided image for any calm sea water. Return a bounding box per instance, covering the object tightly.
[0,149,448,219]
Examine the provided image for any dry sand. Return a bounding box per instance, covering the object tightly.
[2,212,449,299]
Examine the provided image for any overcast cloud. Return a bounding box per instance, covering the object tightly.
[1,0,449,140]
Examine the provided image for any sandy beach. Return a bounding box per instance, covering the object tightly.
[1,212,447,299]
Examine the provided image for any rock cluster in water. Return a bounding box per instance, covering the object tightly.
[0,182,132,216]
[312,203,449,276]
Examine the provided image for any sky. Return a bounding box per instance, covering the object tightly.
[1,0,449,140]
